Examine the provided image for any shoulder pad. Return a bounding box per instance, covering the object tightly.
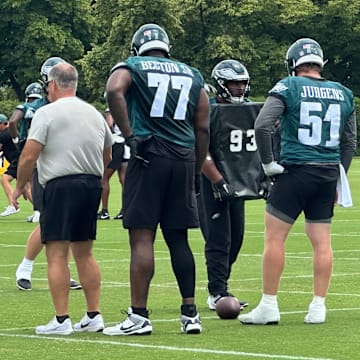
[110,62,127,74]
[15,104,26,112]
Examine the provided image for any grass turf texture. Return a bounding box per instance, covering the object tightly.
[1,159,360,359]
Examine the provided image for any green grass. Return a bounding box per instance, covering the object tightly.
[1,160,360,360]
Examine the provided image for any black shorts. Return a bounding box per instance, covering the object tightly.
[4,159,18,178]
[122,154,199,230]
[40,174,102,243]
[107,143,128,170]
[267,165,338,224]
[32,168,44,211]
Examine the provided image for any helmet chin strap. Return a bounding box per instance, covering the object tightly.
[229,95,245,103]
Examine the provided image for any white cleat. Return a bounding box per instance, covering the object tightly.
[73,313,104,332]
[180,312,202,334]
[103,308,152,336]
[35,317,73,335]
[1,205,20,217]
[238,303,280,325]
[304,303,326,324]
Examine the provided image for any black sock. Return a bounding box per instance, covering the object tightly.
[87,311,100,319]
[181,304,197,317]
[56,315,69,323]
[102,208,108,213]
[131,307,148,318]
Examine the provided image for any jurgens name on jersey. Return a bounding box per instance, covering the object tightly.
[140,60,194,76]
[300,86,344,101]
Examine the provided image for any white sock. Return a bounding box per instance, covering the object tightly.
[16,258,34,280]
[21,257,34,270]
[261,294,278,306]
[311,295,325,306]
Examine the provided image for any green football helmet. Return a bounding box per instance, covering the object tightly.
[40,56,67,86]
[131,23,170,57]
[25,82,43,100]
[285,38,324,76]
[211,59,250,103]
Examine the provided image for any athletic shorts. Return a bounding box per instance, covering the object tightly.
[122,153,199,230]
[266,165,338,224]
[107,143,130,170]
[32,168,44,211]
[5,159,18,178]
[40,174,102,243]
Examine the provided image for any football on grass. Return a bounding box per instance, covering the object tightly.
[215,296,241,319]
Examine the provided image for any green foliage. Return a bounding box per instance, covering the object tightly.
[354,97,360,156]
[80,0,183,102]
[0,0,96,99]
[0,100,20,118]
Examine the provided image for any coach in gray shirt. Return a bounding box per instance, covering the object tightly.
[13,62,113,335]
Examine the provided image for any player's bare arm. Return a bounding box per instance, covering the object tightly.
[194,88,210,174]
[106,68,133,138]
[8,109,25,139]
[202,154,223,184]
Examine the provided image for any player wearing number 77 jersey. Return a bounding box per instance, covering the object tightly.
[103,23,209,336]
[239,38,356,326]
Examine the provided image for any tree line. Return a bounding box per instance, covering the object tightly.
[1,0,359,147]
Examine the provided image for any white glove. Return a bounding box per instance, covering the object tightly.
[262,161,285,177]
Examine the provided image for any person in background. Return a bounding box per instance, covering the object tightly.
[1,83,44,218]
[103,23,209,336]
[97,108,129,220]
[239,38,356,325]
[8,82,43,221]
[0,113,30,216]
[0,114,21,216]
[13,58,81,291]
[12,62,113,335]
[200,60,252,312]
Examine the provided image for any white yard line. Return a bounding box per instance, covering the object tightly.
[0,332,336,360]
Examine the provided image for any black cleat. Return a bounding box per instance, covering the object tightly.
[70,280,82,290]
[17,278,32,291]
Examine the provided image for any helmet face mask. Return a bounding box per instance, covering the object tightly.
[131,24,170,57]
[25,82,43,101]
[40,56,66,89]
[211,59,250,103]
[285,38,324,76]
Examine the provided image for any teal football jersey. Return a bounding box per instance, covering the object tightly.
[16,97,48,141]
[269,76,354,164]
[118,56,205,148]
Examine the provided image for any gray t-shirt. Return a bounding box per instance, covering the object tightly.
[28,96,113,186]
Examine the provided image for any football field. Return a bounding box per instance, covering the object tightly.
[1,159,360,360]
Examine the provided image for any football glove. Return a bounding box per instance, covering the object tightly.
[261,161,285,177]
[125,134,151,167]
[213,179,235,202]
[259,177,274,200]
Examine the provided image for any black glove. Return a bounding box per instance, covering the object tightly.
[259,177,274,200]
[125,134,151,167]
[212,179,235,202]
[195,173,201,197]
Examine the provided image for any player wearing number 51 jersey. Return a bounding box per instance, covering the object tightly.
[239,38,356,326]
[104,23,209,336]
[269,75,354,165]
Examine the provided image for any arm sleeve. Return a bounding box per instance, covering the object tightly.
[340,110,357,172]
[254,95,285,164]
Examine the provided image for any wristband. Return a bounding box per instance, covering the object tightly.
[12,137,19,144]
